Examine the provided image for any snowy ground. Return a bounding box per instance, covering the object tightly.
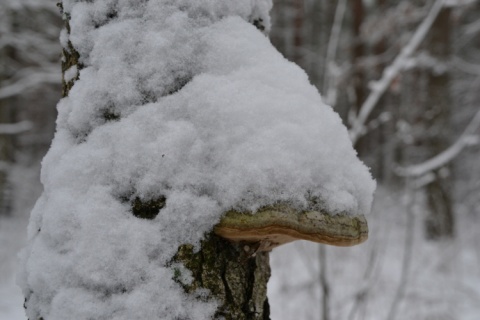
[1,183,479,319]
[0,165,41,320]
[0,215,28,320]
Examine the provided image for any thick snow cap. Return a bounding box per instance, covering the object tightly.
[19,1,375,319]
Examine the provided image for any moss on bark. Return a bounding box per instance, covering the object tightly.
[172,233,271,320]
[58,3,81,97]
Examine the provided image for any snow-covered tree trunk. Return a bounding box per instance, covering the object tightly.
[56,3,271,319]
[19,1,374,319]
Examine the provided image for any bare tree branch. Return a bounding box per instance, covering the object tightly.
[396,108,480,178]
[322,0,347,106]
[452,56,480,75]
[349,0,445,144]
[0,71,60,100]
[0,121,32,135]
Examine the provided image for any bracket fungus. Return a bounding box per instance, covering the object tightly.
[214,204,368,252]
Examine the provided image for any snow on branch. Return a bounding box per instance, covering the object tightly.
[452,56,480,75]
[396,108,480,178]
[0,121,33,135]
[0,71,60,100]
[464,19,480,36]
[444,0,478,7]
[349,0,445,145]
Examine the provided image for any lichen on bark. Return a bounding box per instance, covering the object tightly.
[57,2,81,97]
[172,233,271,320]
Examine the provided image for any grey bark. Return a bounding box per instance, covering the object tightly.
[423,7,455,240]
[173,234,271,320]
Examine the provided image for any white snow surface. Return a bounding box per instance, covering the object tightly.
[19,1,375,319]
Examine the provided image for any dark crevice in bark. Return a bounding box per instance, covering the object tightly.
[94,10,118,29]
[164,76,192,96]
[252,18,266,32]
[130,196,166,220]
[58,2,82,98]
[221,265,235,313]
[116,187,167,220]
[102,108,121,122]
[118,192,166,220]
[100,101,121,122]
[61,40,81,98]
[140,90,158,105]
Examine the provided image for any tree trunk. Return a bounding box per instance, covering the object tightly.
[269,0,289,57]
[0,105,14,216]
[351,0,366,113]
[292,0,304,66]
[55,3,272,319]
[173,234,271,320]
[0,7,16,216]
[308,0,335,91]
[423,7,455,240]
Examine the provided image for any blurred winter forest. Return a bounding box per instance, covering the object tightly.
[1,0,479,319]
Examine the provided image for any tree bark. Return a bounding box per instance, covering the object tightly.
[292,0,304,66]
[351,0,366,112]
[173,234,271,320]
[269,0,289,57]
[58,3,80,98]
[423,7,454,240]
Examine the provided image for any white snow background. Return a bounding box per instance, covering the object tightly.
[18,0,373,319]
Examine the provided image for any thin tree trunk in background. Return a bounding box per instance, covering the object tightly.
[293,0,304,66]
[367,0,402,185]
[370,0,387,182]
[321,0,347,108]
[350,0,371,172]
[0,101,14,216]
[0,21,16,216]
[270,0,289,59]
[351,0,366,112]
[307,0,325,87]
[423,7,455,240]
[318,245,330,320]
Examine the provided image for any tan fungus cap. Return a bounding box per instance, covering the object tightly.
[214,204,368,252]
